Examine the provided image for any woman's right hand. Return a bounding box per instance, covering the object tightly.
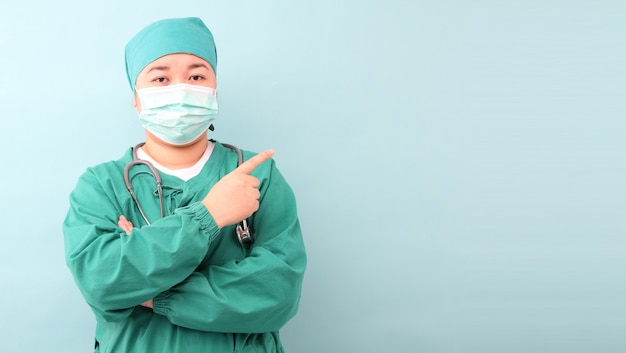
[202,150,274,228]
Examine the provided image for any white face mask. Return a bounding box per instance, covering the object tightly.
[137,84,218,145]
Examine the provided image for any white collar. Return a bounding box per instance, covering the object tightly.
[136,141,214,181]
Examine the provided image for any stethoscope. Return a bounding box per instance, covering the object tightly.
[123,142,255,248]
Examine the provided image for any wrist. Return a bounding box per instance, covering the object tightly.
[202,201,224,229]
[153,291,170,316]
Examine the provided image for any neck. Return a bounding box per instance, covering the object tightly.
[142,132,209,169]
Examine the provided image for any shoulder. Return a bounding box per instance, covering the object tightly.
[218,142,277,173]
[73,148,134,191]
[214,141,298,206]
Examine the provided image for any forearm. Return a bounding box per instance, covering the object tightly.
[153,244,306,333]
[64,201,219,314]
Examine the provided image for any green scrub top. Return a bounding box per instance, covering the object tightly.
[63,141,306,353]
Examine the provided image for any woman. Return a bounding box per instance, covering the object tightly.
[63,17,306,353]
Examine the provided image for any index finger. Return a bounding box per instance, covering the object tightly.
[235,149,275,175]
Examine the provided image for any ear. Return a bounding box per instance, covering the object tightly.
[132,92,141,113]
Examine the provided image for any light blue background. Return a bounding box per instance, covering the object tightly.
[0,1,624,352]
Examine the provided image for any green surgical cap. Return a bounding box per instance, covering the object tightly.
[124,17,217,91]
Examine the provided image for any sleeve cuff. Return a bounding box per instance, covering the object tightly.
[152,290,171,316]
[176,202,221,241]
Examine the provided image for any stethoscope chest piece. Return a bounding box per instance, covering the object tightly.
[236,219,254,248]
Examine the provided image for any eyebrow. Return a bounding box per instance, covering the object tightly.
[188,63,210,70]
[146,63,210,73]
[146,65,169,73]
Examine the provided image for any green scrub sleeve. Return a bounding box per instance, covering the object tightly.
[152,160,306,333]
[63,169,220,322]
[180,201,221,240]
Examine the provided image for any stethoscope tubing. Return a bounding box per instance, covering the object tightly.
[123,159,164,225]
[123,142,254,247]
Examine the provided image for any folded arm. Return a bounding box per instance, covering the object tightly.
[152,161,307,333]
[63,169,219,321]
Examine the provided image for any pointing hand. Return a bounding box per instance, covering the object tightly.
[202,149,274,228]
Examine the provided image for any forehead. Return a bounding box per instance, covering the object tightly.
[138,53,214,76]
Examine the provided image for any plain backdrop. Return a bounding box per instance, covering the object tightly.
[0,1,624,352]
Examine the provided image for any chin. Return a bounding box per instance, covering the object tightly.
[146,132,208,148]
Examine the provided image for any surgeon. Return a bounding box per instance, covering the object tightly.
[63,17,306,353]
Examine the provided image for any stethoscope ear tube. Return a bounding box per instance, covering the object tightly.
[222,142,255,248]
[221,142,243,165]
[125,149,166,226]
[124,159,153,226]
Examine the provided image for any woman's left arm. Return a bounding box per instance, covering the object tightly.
[152,161,307,333]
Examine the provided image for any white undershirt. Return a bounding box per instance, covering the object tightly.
[136,141,215,181]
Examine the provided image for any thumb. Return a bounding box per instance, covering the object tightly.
[235,149,275,175]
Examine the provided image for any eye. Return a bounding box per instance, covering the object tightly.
[154,77,167,83]
[190,75,203,81]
